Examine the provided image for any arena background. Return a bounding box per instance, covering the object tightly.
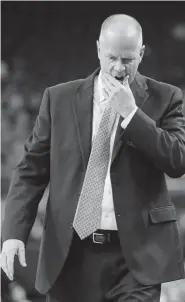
[1,2,185,301]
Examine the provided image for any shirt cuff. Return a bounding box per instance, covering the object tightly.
[121,107,138,129]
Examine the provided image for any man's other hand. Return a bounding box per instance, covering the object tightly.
[0,239,27,280]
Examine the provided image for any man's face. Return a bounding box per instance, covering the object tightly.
[97,34,145,84]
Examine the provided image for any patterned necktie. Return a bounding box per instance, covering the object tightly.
[73,104,117,239]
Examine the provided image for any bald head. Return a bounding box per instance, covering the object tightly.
[99,14,143,49]
[97,14,145,84]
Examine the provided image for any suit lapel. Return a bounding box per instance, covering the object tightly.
[72,69,149,168]
[111,72,149,164]
[72,68,100,170]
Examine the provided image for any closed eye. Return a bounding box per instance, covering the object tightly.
[109,56,117,61]
[122,59,133,64]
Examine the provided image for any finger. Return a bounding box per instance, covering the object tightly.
[6,252,15,280]
[18,245,27,267]
[0,253,11,280]
[102,73,116,88]
[0,253,7,272]
[104,73,121,88]
[101,75,112,97]
[102,75,118,98]
[101,74,112,92]
[122,75,129,85]
[103,87,109,99]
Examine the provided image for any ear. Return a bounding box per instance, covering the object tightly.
[139,45,145,63]
[96,40,100,60]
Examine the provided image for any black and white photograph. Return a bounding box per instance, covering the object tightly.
[1,1,185,302]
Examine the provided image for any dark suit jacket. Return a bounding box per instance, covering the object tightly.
[3,68,185,294]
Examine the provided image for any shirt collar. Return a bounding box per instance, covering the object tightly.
[96,70,108,104]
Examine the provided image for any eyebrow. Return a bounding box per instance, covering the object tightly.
[107,54,135,60]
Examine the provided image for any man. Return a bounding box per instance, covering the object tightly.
[1,14,185,302]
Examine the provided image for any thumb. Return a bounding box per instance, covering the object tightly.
[122,75,129,85]
[17,244,27,267]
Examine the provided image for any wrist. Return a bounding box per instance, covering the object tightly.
[121,105,137,119]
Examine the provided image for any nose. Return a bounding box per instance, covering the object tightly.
[114,60,125,73]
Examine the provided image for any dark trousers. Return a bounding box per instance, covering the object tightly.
[46,231,161,302]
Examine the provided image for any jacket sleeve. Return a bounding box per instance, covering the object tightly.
[123,87,185,178]
[2,88,51,245]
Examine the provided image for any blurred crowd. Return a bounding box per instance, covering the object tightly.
[1,5,185,301]
[1,58,47,301]
[1,59,43,197]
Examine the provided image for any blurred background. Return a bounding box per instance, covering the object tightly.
[1,1,185,301]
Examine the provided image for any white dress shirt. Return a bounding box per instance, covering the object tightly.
[92,72,137,230]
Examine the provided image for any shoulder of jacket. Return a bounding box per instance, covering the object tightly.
[47,78,85,95]
[145,75,182,95]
